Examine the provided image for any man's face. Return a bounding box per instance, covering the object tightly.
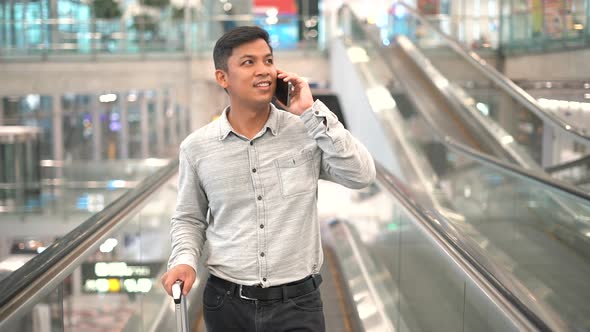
[216,39,277,109]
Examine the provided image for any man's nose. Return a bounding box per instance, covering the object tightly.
[255,63,272,76]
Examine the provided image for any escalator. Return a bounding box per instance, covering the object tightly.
[340,3,590,188]
[329,5,590,332]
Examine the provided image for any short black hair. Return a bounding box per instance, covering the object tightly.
[213,26,273,72]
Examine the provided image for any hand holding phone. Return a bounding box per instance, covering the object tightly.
[274,78,291,108]
[276,69,314,115]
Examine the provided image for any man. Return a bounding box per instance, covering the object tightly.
[161,26,375,331]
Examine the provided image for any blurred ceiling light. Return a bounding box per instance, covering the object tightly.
[584,83,590,89]
[366,86,396,112]
[585,93,590,99]
[347,46,369,63]
[266,7,278,17]
[223,3,232,12]
[99,93,117,103]
[476,102,489,116]
[265,16,278,25]
[144,158,170,167]
[573,24,584,30]
[501,135,514,145]
[25,94,40,110]
[545,82,552,88]
[128,93,138,102]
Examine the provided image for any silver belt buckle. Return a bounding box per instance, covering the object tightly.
[239,285,257,301]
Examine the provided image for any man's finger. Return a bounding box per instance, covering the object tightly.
[182,275,195,295]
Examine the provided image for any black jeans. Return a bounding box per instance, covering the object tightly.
[203,278,326,332]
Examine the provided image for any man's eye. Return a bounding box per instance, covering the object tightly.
[266,59,274,64]
[242,60,253,65]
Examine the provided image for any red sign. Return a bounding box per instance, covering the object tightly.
[253,0,297,15]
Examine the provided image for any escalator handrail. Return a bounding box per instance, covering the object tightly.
[545,154,590,173]
[0,159,179,325]
[445,136,590,202]
[390,2,590,146]
[374,162,550,332]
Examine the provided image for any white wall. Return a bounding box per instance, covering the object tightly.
[504,49,590,81]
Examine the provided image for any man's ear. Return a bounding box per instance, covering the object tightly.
[215,69,228,89]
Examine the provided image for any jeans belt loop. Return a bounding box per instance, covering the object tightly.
[228,283,236,299]
[311,274,318,289]
[281,285,288,303]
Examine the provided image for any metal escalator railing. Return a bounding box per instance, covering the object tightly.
[0,159,182,330]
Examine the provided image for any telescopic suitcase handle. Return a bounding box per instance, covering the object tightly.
[172,280,190,332]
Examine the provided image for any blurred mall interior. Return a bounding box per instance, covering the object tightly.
[1,0,590,331]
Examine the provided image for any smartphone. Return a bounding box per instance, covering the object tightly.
[275,79,291,107]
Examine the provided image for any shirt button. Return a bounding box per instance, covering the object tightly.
[260,224,264,229]
[249,141,254,146]
[263,278,267,282]
[314,111,319,115]
[252,168,257,173]
[260,252,265,257]
[257,195,262,201]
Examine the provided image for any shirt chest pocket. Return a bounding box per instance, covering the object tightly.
[274,150,317,197]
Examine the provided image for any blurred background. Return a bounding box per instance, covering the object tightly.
[1,1,590,331]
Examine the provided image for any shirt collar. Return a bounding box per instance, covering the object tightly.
[218,104,280,141]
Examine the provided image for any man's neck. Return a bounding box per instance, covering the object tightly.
[227,102,271,140]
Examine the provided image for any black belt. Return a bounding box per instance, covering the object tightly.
[208,274,322,301]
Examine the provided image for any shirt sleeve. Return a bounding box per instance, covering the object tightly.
[300,99,376,188]
[167,147,209,273]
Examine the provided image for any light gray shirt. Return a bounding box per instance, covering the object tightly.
[168,100,375,287]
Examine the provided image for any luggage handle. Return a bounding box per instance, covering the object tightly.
[172,280,190,332]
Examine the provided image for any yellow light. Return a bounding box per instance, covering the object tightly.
[573,24,584,30]
[108,278,121,292]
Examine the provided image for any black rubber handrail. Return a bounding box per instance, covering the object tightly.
[0,159,178,313]
[445,136,590,202]
[374,162,551,332]
[546,154,590,173]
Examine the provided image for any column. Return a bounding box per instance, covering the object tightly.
[140,93,149,158]
[52,94,63,162]
[22,0,28,50]
[184,0,192,53]
[190,81,216,131]
[0,97,4,125]
[9,0,16,47]
[155,90,165,156]
[167,90,178,146]
[119,92,129,159]
[49,0,58,50]
[542,123,555,167]
[92,95,101,161]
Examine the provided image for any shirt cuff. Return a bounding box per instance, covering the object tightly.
[300,99,329,131]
